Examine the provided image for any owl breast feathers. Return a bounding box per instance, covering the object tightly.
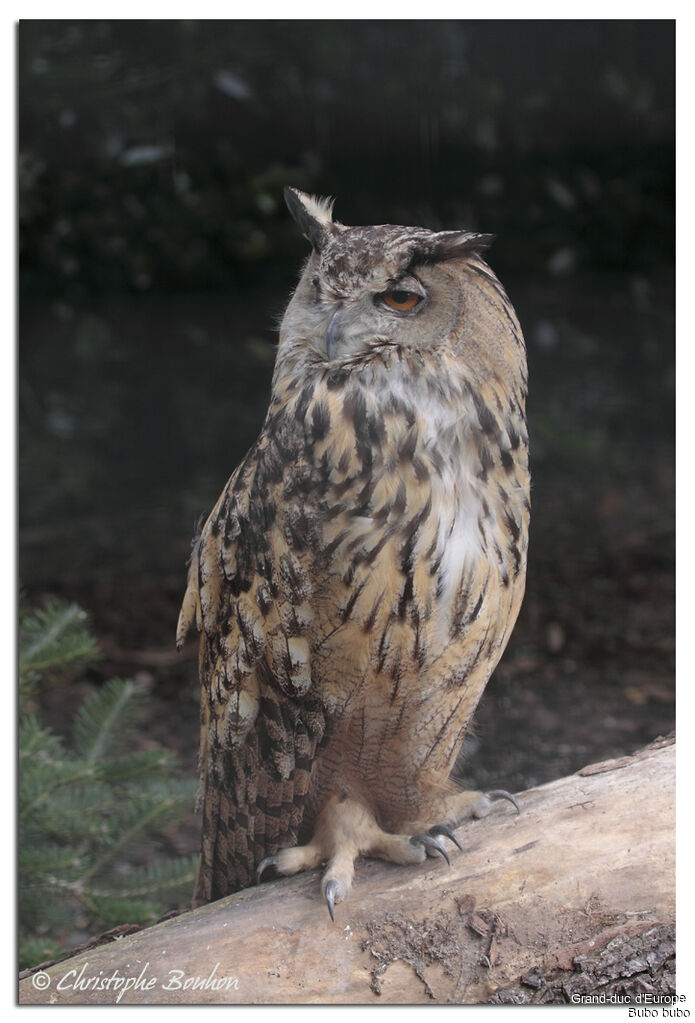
[177,188,530,915]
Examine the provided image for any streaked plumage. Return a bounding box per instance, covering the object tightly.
[177,189,530,912]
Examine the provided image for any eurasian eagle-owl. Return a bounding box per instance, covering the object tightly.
[177,188,530,918]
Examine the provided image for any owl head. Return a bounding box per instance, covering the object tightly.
[280,187,497,366]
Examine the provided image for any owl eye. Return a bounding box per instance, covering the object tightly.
[380,289,423,311]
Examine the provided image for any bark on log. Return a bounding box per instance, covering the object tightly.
[19,736,675,1005]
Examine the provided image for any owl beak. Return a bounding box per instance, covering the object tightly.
[325,309,344,360]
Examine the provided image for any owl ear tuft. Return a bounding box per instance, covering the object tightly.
[284,187,335,252]
[423,231,496,263]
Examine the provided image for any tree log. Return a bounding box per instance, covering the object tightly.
[19,736,675,1005]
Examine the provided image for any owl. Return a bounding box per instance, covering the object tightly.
[177,188,530,919]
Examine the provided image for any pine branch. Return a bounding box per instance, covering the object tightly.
[84,855,199,900]
[19,600,100,694]
[97,749,177,783]
[72,678,145,762]
[18,599,198,971]
[19,761,101,821]
[78,787,194,884]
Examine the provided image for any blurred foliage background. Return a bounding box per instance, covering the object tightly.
[19,19,674,874]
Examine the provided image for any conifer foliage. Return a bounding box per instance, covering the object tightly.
[19,599,197,970]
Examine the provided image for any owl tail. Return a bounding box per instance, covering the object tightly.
[192,710,322,906]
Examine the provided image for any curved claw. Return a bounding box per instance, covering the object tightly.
[429,824,463,852]
[410,833,450,865]
[255,855,279,884]
[486,789,521,815]
[324,879,338,922]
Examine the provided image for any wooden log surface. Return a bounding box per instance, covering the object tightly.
[19,736,675,1005]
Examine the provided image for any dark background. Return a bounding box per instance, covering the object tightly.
[19,21,675,848]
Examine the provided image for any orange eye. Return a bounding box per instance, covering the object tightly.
[382,290,422,311]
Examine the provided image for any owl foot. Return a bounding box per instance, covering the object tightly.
[255,794,462,921]
[255,790,519,919]
[470,788,521,818]
[409,787,519,830]
[400,788,520,853]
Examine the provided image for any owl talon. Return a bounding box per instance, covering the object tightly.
[255,855,279,884]
[324,879,338,922]
[486,789,521,814]
[429,823,464,852]
[410,833,450,865]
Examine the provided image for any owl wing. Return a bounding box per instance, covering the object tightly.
[177,426,329,903]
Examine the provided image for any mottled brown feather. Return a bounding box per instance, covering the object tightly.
[178,199,530,904]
